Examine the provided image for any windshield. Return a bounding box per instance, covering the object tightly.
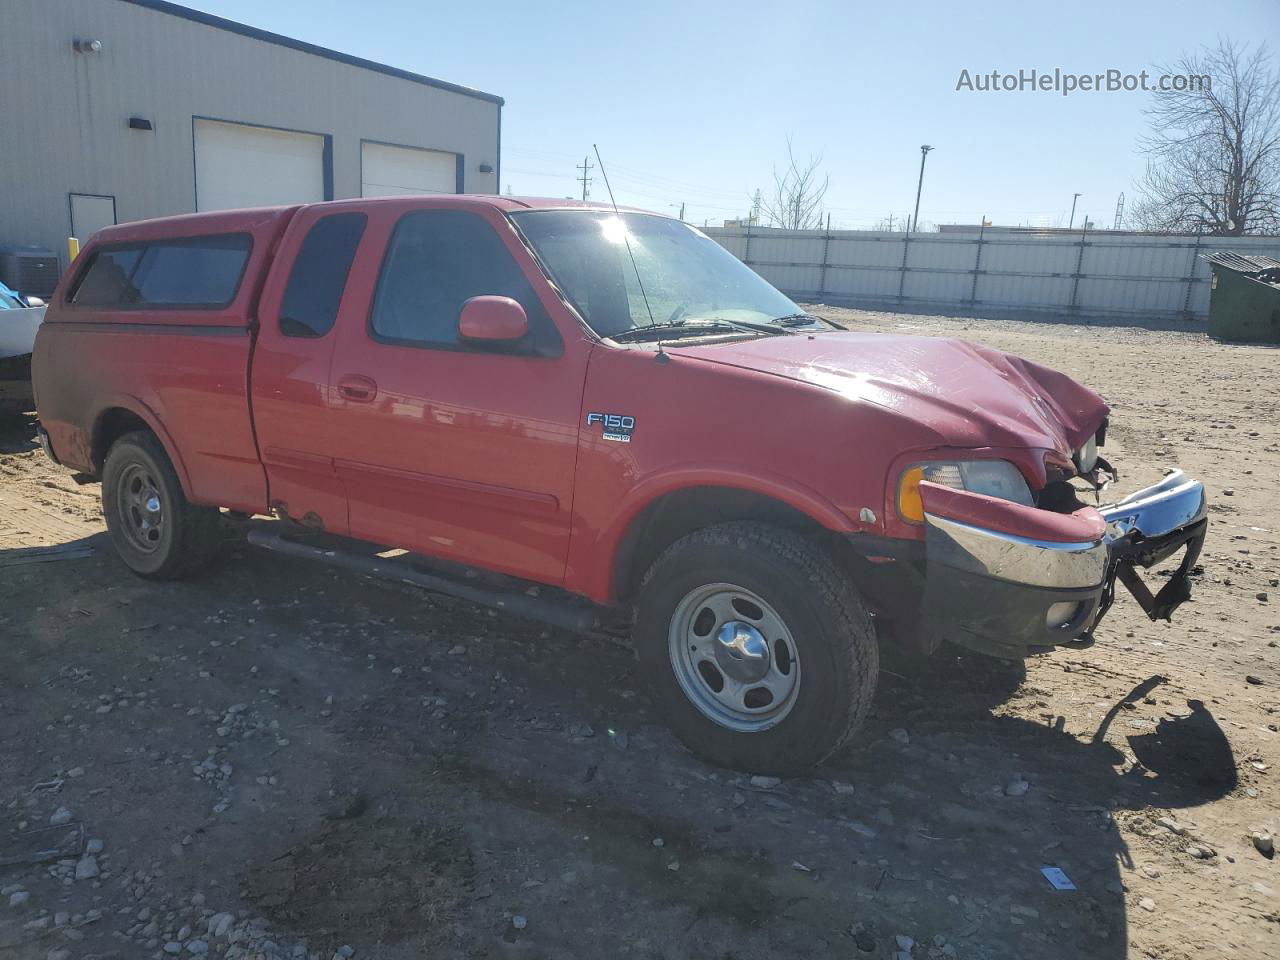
[511,210,801,339]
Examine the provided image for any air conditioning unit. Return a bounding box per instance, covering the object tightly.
[0,245,61,299]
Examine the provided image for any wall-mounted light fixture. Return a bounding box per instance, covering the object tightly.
[128,117,153,131]
[73,38,103,53]
[478,163,494,174]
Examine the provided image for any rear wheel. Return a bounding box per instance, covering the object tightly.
[102,431,220,579]
[635,522,878,775]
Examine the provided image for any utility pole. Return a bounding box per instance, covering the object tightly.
[1068,192,1082,230]
[576,156,593,201]
[1113,192,1125,230]
[750,189,762,225]
[911,144,933,234]
[887,213,895,232]
[678,202,685,221]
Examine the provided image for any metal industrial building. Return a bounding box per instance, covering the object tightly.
[0,0,503,294]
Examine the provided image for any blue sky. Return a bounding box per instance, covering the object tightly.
[184,0,1279,230]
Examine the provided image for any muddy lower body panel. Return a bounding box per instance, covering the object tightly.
[923,471,1208,658]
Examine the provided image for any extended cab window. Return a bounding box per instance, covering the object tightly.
[370,210,559,354]
[279,213,367,338]
[71,234,251,308]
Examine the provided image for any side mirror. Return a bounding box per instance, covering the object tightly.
[459,296,529,344]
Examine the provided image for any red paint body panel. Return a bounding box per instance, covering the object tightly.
[34,207,297,513]
[918,481,1106,543]
[34,195,1112,606]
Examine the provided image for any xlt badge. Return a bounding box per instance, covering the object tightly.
[586,412,635,443]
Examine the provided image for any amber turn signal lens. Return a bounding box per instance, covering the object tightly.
[897,465,926,523]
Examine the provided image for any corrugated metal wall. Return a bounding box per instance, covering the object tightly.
[0,0,500,268]
[706,226,1280,321]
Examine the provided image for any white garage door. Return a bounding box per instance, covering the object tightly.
[194,119,325,212]
[361,142,458,197]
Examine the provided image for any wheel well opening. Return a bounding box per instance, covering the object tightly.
[613,487,830,602]
[91,408,151,472]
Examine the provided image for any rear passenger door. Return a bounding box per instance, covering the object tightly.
[326,205,588,587]
[251,207,367,534]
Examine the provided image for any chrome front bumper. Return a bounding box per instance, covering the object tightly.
[922,471,1208,657]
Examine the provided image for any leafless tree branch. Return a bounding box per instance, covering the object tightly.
[754,140,830,230]
[1131,40,1280,235]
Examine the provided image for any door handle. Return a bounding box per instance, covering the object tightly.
[337,374,378,403]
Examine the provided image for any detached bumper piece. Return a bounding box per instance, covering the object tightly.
[1096,470,1208,626]
[920,470,1207,659]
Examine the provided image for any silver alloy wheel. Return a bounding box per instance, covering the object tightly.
[116,461,165,554]
[668,582,801,732]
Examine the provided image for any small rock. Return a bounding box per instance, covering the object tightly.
[749,775,781,789]
[47,949,71,960]
[895,935,914,951]
[1252,832,1275,858]
[208,912,234,937]
[831,781,856,796]
[1246,675,1264,685]
[511,915,527,930]
[666,860,680,871]
[49,807,73,826]
[651,838,664,848]
[163,943,183,955]
[888,728,910,745]
[54,912,69,926]
[8,891,30,908]
[67,767,85,778]
[187,941,209,955]
[448,644,466,656]
[1187,843,1216,859]
[1138,897,1156,912]
[1155,816,1186,836]
[1223,488,1235,496]
[85,838,104,854]
[74,855,99,881]
[335,947,355,959]
[1258,592,1269,603]
[1005,777,1030,797]
[791,861,811,872]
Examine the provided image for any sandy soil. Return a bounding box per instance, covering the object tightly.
[1,308,1277,960]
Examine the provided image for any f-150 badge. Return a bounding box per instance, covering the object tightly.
[586,412,635,443]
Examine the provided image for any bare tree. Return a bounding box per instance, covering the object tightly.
[1131,40,1280,235]
[756,141,829,230]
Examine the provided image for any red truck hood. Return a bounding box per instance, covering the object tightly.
[669,331,1108,454]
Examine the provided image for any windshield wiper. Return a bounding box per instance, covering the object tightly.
[611,318,791,342]
[771,313,832,328]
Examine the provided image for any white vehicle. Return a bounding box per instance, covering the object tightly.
[1,280,44,414]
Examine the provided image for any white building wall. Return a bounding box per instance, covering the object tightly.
[0,0,501,267]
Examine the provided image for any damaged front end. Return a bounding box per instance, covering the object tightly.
[919,469,1208,659]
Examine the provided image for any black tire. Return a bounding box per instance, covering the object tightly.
[101,430,221,580]
[634,522,878,775]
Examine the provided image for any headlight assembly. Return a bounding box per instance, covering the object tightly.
[1074,433,1099,473]
[897,459,1034,523]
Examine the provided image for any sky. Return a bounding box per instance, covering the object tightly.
[181,0,1280,230]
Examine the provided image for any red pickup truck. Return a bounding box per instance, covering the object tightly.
[33,196,1208,774]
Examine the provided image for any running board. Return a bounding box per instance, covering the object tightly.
[247,527,600,633]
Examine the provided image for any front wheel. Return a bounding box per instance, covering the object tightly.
[634,523,878,775]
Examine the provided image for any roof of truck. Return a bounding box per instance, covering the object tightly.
[88,196,666,246]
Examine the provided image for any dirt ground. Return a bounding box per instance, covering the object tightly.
[1,307,1277,960]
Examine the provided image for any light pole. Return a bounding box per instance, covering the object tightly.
[1068,192,1082,230]
[669,202,686,222]
[911,144,933,234]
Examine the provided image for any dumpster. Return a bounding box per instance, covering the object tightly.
[1202,252,1280,343]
